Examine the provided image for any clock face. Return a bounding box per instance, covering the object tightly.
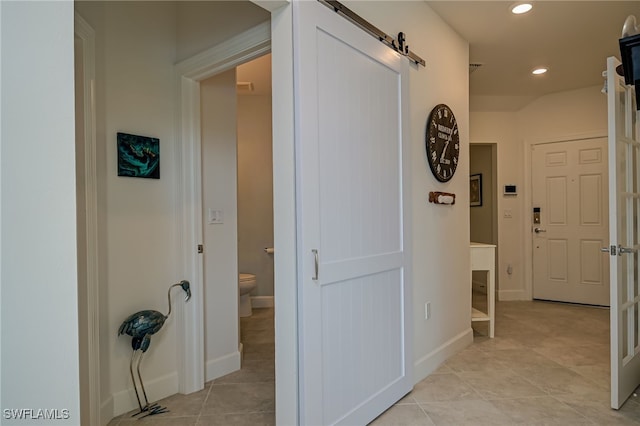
[425,104,459,182]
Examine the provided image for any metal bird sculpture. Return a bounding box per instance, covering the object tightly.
[118,280,191,418]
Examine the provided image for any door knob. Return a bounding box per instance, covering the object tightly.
[601,245,637,256]
[534,227,547,233]
[618,245,638,255]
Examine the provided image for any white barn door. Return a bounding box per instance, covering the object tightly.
[294,2,413,424]
[607,56,640,409]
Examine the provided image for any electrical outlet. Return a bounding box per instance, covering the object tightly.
[425,302,431,320]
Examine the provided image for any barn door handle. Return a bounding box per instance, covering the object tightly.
[312,249,319,281]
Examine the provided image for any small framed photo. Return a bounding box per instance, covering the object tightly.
[470,174,482,207]
[117,132,160,179]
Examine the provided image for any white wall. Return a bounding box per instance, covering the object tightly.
[470,112,523,299]
[518,85,607,142]
[73,1,275,420]
[1,1,81,424]
[345,1,472,382]
[237,93,274,297]
[76,1,184,417]
[200,70,242,381]
[470,85,608,300]
[106,2,182,415]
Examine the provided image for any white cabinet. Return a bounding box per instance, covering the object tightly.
[470,242,496,338]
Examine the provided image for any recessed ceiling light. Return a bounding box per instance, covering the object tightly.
[532,67,548,75]
[511,3,533,14]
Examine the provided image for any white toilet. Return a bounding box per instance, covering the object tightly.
[238,273,257,317]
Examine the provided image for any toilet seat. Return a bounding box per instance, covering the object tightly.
[239,273,256,283]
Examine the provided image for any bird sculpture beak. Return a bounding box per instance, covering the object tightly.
[180,280,191,302]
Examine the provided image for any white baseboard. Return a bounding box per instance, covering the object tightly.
[498,289,528,301]
[100,396,113,426]
[251,295,274,308]
[111,372,178,418]
[413,328,473,384]
[205,350,241,382]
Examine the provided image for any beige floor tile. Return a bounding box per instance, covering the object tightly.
[240,328,275,345]
[430,363,454,375]
[411,373,481,403]
[394,393,417,405]
[242,342,275,361]
[569,364,611,390]
[150,385,211,416]
[508,333,582,350]
[118,415,198,425]
[418,399,512,426]
[516,366,603,395]
[196,412,275,426]
[533,344,609,367]
[471,335,527,352]
[202,382,275,415]
[458,369,547,399]
[368,404,435,426]
[555,393,640,425]
[443,348,509,373]
[490,396,593,425]
[488,348,565,370]
[213,359,275,384]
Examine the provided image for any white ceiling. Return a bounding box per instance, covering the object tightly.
[427,1,640,111]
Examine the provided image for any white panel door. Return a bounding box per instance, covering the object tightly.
[607,56,640,409]
[531,138,609,306]
[294,2,412,425]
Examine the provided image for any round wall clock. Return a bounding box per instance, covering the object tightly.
[425,104,459,182]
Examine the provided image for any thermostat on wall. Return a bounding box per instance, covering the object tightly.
[504,185,517,196]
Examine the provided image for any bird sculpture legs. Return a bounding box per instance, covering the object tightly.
[129,349,168,418]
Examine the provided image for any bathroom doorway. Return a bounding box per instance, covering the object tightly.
[236,54,275,314]
[199,52,275,393]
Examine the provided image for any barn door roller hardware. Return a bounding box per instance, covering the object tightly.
[318,0,426,67]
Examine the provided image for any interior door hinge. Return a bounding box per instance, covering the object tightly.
[197,244,203,254]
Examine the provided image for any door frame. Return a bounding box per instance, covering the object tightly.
[524,131,607,300]
[74,12,101,426]
[469,141,499,294]
[175,5,299,424]
[175,19,270,393]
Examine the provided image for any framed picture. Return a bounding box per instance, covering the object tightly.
[470,174,482,207]
[117,132,160,179]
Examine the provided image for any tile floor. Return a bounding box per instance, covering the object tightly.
[370,295,640,425]
[108,299,640,426]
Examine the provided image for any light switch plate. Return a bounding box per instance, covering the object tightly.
[208,209,224,224]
